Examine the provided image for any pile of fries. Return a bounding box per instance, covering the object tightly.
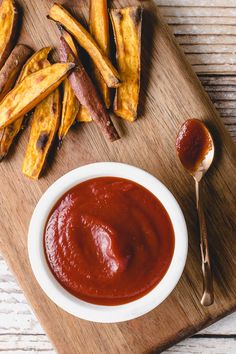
[0,0,142,179]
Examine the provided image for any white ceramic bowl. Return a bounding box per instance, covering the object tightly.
[28,162,188,323]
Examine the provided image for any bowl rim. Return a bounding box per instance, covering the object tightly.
[28,162,188,323]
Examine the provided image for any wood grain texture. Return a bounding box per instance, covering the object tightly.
[0,0,236,353]
[156,0,236,143]
[0,335,236,354]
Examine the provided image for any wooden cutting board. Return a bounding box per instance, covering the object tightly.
[0,0,235,353]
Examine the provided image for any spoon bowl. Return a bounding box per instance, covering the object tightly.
[192,127,215,183]
[176,119,215,306]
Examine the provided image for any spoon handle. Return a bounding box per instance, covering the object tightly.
[195,180,214,306]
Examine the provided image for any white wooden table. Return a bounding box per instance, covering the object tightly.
[0,1,235,353]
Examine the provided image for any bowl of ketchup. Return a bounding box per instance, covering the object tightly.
[28,162,188,323]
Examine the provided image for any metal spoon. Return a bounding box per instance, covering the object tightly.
[176,119,215,306]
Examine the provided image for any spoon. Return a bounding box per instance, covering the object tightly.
[176,119,214,306]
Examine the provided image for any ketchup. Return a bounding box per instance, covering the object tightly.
[176,119,212,173]
[44,177,175,305]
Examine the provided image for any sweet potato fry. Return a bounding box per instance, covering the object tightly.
[77,106,92,123]
[17,47,52,80]
[0,44,32,101]
[22,88,61,179]
[59,37,119,142]
[0,62,74,129]
[90,0,110,108]
[48,3,120,88]
[0,0,19,69]
[59,78,80,142]
[0,47,52,160]
[58,32,80,143]
[110,7,142,122]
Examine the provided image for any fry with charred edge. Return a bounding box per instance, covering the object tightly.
[59,37,120,142]
[0,0,19,70]
[0,47,52,160]
[48,3,120,88]
[58,32,80,143]
[90,0,110,108]
[22,88,61,179]
[0,44,32,101]
[0,62,74,129]
[110,7,142,122]
[77,106,92,123]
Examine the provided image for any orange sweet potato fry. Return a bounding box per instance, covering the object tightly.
[16,47,52,82]
[90,0,110,108]
[0,47,52,160]
[22,88,61,179]
[0,0,19,69]
[0,62,74,130]
[48,3,120,88]
[110,7,142,122]
[59,77,80,142]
